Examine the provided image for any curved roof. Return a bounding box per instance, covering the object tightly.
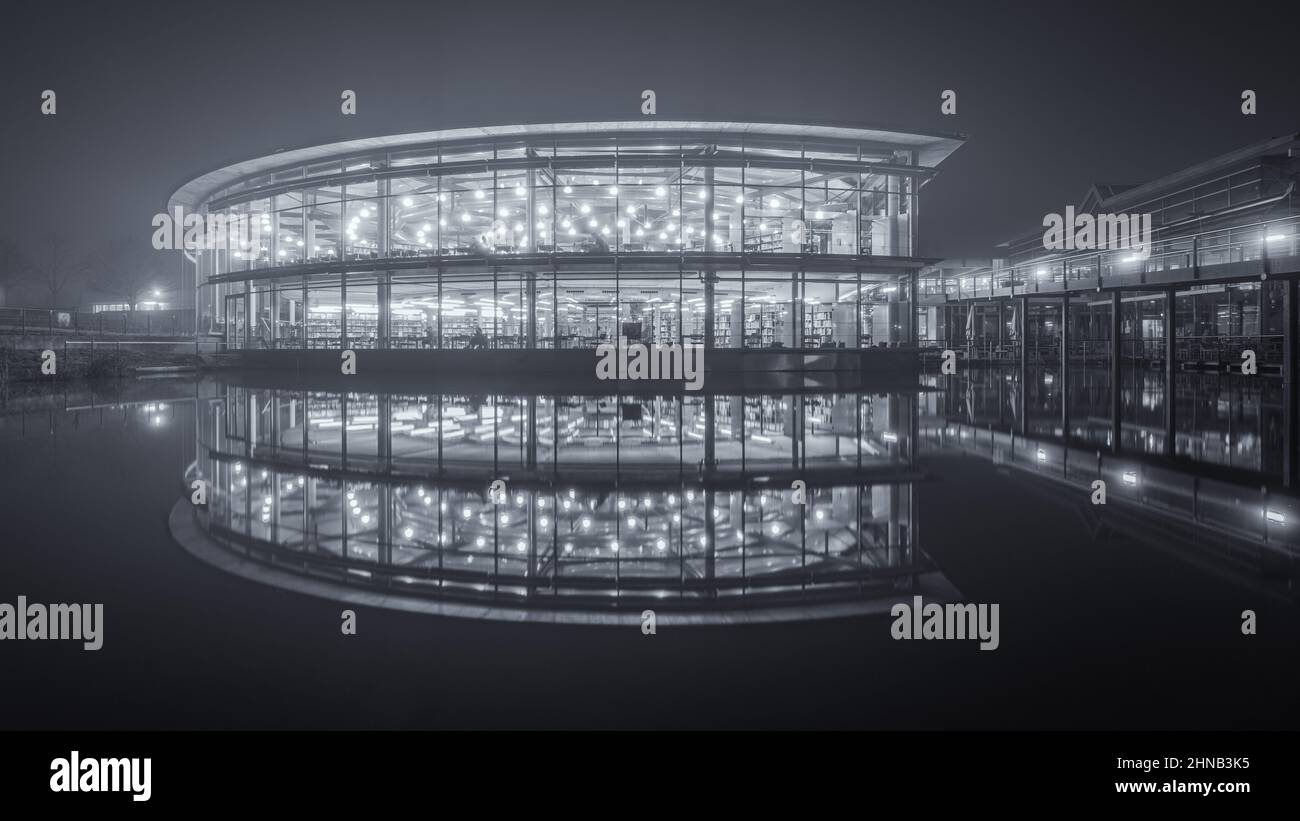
[169,120,966,211]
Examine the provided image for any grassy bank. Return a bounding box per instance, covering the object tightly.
[0,346,198,402]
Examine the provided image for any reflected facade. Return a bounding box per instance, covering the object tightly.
[187,382,926,615]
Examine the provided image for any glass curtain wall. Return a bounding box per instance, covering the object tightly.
[199,132,925,350]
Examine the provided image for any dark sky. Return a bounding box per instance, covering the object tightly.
[3,0,1299,266]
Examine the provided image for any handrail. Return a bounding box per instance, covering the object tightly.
[932,213,1300,297]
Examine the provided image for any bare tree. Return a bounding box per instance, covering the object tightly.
[89,236,165,312]
[26,233,86,308]
[0,238,32,303]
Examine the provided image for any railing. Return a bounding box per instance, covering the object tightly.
[0,307,196,337]
[932,214,1300,298]
[62,338,222,357]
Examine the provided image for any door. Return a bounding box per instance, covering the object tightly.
[225,293,247,350]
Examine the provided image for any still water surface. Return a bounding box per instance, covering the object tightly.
[1,370,1297,729]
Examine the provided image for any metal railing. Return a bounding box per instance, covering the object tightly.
[930,214,1300,299]
[0,307,195,337]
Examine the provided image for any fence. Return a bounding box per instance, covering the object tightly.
[0,307,195,337]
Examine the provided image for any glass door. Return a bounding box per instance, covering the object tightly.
[225,293,247,350]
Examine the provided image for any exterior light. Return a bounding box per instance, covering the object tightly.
[1122,471,1138,486]
[402,197,414,207]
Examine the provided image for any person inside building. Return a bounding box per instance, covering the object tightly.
[468,324,488,350]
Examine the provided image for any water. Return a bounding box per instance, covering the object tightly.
[1,370,1298,729]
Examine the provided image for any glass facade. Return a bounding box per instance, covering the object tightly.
[186,124,945,349]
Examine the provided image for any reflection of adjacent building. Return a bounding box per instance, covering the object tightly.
[926,369,1286,476]
[921,376,1300,570]
[184,383,939,618]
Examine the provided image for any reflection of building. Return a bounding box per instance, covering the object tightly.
[169,122,964,362]
[177,382,945,621]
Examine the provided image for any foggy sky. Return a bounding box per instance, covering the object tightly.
[2,0,1298,266]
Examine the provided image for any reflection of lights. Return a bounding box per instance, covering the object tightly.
[656,539,666,550]
[1266,510,1286,525]
[1122,471,1138,486]
[881,431,898,443]
[403,527,414,539]
[581,517,592,530]
[1036,449,1047,462]
[462,507,472,519]
[815,509,825,521]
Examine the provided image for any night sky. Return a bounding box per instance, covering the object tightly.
[2,0,1298,269]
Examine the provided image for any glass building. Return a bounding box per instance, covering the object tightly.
[169,121,964,355]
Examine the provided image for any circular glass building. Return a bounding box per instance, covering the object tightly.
[170,121,963,362]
